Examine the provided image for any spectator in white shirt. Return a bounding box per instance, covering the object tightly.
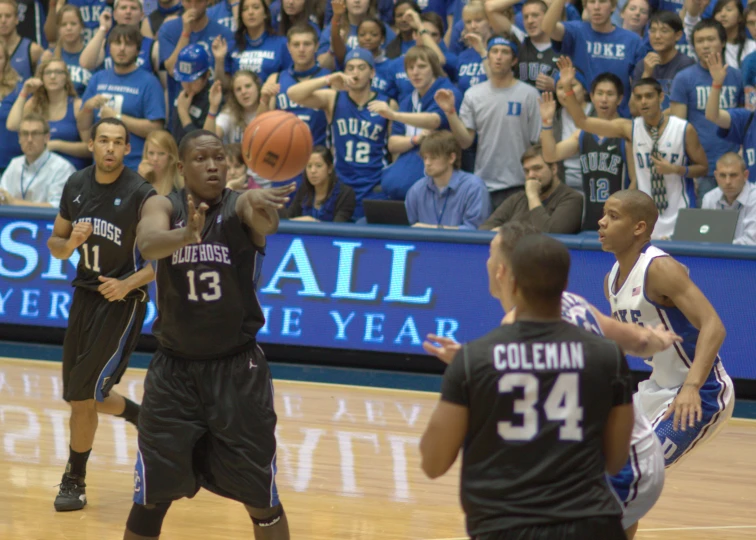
[702,152,756,245]
[0,113,76,207]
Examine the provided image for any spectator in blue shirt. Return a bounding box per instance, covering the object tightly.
[405,130,490,229]
[40,6,92,97]
[286,145,357,222]
[269,0,321,35]
[385,0,423,58]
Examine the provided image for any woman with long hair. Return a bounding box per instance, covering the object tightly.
[713,0,756,69]
[319,0,395,69]
[385,0,422,58]
[286,146,356,222]
[620,0,650,37]
[217,0,291,86]
[6,58,89,170]
[206,70,263,144]
[40,6,92,96]
[0,44,22,175]
[138,130,184,195]
[272,0,321,35]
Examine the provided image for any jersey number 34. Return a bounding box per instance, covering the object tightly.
[498,373,584,442]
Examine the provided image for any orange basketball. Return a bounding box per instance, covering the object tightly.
[241,111,313,182]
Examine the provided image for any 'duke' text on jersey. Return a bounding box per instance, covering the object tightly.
[73,217,122,246]
[494,342,586,371]
[171,244,232,265]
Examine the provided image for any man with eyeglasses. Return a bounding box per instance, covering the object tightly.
[0,113,75,207]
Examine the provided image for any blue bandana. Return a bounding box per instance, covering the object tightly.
[487,36,519,56]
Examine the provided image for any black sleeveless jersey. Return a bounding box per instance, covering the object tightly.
[578,132,626,231]
[517,38,559,88]
[441,321,632,535]
[59,165,155,299]
[152,188,266,360]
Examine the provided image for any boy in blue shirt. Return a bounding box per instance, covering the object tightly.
[670,19,744,198]
[79,25,166,169]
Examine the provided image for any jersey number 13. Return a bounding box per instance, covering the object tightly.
[498,373,584,442]
[186,270,222,302]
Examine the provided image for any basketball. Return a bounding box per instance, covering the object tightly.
[241,110,313,182]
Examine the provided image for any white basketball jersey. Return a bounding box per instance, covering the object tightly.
[632,116,694,239]
[560,291,657,450]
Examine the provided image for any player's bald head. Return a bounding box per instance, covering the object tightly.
[178,130,222,160]
[608,190,658,233]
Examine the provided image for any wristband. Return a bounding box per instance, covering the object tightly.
[207,111,218,118]
[541,125,553,130]
[181,31,191,39]
[712,83,723,89]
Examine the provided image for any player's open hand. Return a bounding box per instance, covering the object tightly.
[539,92,557,123]
[662,384,702,431]
[647,323,683,354]
[184,194,208,244]
[422,334,462,364]
[556,56,575,86]
[208,80,223,109]
[707,52,727,85]
[68,221,93,249]
[245,183,296,209]
[97,276,130,302]
[434,89,456,115]
[212,35,228,60]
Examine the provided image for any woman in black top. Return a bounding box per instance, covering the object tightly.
[286,146,356,222]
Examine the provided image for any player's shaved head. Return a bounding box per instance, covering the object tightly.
[178,129,222,160]
[510,234,570,307]
[717,152,746,171]
[609,190,658,233]
[496,222,539,260]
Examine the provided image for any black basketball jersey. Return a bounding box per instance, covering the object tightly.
[151,188,266,360]
[59,165,155,299]
[517,38,558,88]
[578,132,626,231]
[441,320,632,536]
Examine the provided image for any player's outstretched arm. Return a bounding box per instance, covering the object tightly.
[286,75,339,119]
[48,214,92,260]
[236,183,296,244]
[137,194,205,261]
[649,258,726,430]
[591,307,682,357]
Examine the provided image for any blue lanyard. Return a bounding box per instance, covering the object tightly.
[20,154,51,200]
[432,189,450,226]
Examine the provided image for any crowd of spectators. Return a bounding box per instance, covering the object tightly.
[1,0,755,243]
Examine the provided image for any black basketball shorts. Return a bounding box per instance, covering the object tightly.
[475,516,626,540]
[132,346,280,509]
[62,287,147,403]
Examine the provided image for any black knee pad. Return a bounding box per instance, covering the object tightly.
[126,502,172,537]
[247,504,284,528]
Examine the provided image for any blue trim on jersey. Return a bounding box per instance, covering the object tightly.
[133,448,147,505]
[652,367,728,467]
[609,446,641,505]
[270,453,280,506]
[95,301,138,401]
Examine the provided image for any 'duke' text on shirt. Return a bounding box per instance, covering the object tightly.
[171,244,232,265]
[73,217,122,246]
[493,342,585,371]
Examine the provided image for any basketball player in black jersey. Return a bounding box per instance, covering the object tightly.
[123,130,295,540]
[48,118,156,512]
[420,233,634,540]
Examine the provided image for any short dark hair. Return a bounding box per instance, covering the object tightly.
[632,77,663,94]
[520,143,544,165]
[609,190,659,234]
[648,10,683,34]
[691,19,727,51]
[419,130,461,169]
[178,129,221,160]
[496,222,539,260]
[591,72,624,97]
[91,117,130,144]
[510,234,571,306]
[420,12,444,36]
[286,23,319,43]
[357,16,387,39]
[107,23,143,50]
[522,0,548,13]
[20,112,50,133]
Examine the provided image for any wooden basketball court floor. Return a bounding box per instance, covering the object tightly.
[1,357,755,540]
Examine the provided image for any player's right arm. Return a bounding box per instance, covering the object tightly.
[705,52,733,129]
[47,215,92,260]
[434,89,475,149]
[602,347,635,476]
[286,75,339,120]
[540,92,580,162]
[541,0,566,41]
[557,57,632,140]
[136,194,206,261]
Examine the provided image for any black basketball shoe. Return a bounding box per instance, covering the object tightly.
[54,474,87,512]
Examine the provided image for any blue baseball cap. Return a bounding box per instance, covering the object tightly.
[487,36,519,57]
[173,44,210,82]
[344,47,375,69]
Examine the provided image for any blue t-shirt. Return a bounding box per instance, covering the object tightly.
[718,108,756,181]
[742,50,756,86]
[456,47,487,93]
[317,22,396,57]
[554,21,643,117]
[0,84,23,169]
[50,97,91,170]
[207,0,237,32]
[385,56,414,104]
[269,0,320,34]
[81,68,166,169]
[381,77,463,200]
[670,63,744,176]
[226,32,292,80]
[10,37,34,80]
[158,18,234,125]
[67,0,109,44]
[58,48,93,97]
[104,36,156,73]
[632,51,695,109]
[276,66,331,146]
[372,58,395,98]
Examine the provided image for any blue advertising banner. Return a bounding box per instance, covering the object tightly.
[1,210,755,380]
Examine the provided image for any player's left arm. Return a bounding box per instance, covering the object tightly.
[420,400,468,479]
[236,183,297,244]
[682,124,708,179]
[648,257,726,430]
[590,306,682,358]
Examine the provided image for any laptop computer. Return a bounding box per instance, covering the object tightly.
[672,209,739,244]
[363,200,410,226]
